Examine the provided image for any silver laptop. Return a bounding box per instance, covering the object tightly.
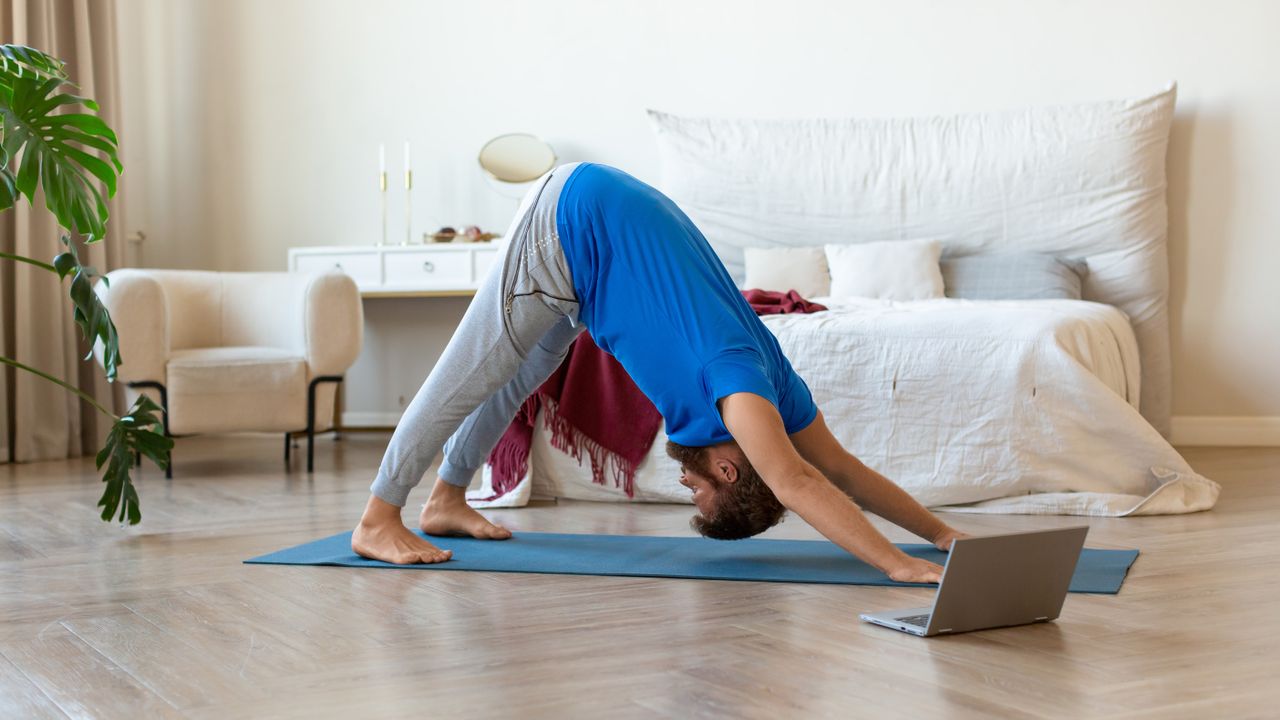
[860,526,1089,637]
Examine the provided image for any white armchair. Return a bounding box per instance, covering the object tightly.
[96,269,363,474]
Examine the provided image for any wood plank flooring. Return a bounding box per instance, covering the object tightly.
[1,434,1277,719]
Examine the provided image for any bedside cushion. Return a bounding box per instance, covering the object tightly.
[743,246,830,298]
[941,253,1088,300]
[166,347,307,434]
[824,239,945,301]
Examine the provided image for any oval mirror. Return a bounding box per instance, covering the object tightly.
[478,133,557,183]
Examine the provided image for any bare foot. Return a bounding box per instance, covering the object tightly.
[419,478,512,540]
[352,495,453,564]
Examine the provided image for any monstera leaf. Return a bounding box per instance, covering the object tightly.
[0,72,120,240]
[0,44,67,84]
[53,235,121,380]
[0,145,15,213]
[97,395,171,525]
[1,45,68,213]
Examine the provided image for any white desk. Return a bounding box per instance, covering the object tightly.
[288,242,500,297]
[288,243,501,427]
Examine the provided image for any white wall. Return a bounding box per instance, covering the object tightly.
[114,0,1280,431]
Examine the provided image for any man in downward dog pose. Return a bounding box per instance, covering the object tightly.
[354,162,965,583]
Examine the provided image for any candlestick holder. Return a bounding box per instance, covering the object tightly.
[378,170,388,247]
[403,169,413,246]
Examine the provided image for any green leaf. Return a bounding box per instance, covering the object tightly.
[96,395,172,525]
[52,250,76,278]
[0,45,66,85]
[1,73,120,240]
[55,236,121,378]
[0,168,16,212]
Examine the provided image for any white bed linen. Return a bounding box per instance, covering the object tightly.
[470,299,1218,516]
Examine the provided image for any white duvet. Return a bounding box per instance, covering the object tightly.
[469,299,1219,517]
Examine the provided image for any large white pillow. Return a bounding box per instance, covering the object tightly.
[742,246,830,297]
[648,84,1177,435]
[825,239,944,301]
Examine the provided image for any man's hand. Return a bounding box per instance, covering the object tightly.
[718,392,923,577]
[788,411,974,555]
[931,527,971,552]
[887,556,944,584]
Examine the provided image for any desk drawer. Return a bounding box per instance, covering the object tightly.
[384,250,471,287]
[294,252,381,286]
[473,246,500,282]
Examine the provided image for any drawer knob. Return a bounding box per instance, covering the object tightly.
[333,262,343,271]
[422,261,435,273]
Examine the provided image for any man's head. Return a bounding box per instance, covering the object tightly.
[666,440,787,540]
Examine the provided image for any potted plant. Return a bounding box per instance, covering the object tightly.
[0,43,170,524]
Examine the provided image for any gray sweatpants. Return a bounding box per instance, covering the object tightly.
[370,163,585,507]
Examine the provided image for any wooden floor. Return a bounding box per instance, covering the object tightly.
[1,435,1277,719]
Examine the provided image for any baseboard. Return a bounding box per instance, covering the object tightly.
[1170,416,1280,447]
[342,411,402,429]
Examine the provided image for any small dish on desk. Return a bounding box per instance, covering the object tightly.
[426,225,498,244]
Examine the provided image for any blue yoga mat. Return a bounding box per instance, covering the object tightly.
[246,531,1138,594]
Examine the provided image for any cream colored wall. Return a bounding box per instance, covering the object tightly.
[114,0,1280,429]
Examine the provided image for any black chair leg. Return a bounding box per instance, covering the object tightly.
[284,432,292,465]
[306,375,344,473]
[307,426,315,473]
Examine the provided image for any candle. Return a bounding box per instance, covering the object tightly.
[404,141,412,190]
[403,141,413,245]
[378,143,388,246]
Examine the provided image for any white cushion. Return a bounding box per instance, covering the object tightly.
[824,239,944,301]
[742,246,830,298]
[648,84,1177,434]
[166,346,306,434]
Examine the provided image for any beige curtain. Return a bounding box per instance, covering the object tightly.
[0,0,125,462]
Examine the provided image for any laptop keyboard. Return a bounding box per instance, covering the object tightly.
[896,614,931,627]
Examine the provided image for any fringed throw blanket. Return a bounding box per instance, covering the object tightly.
[480,289,828,503]
[482,330,662,502]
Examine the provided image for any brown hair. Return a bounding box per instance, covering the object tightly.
[666,441,787,540]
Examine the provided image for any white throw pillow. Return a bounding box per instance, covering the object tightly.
[742,247,830,298]
[824,239,944,301]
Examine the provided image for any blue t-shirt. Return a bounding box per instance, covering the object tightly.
[555,163,818,447]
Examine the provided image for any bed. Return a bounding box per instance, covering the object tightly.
[467,83,1220,516]
[473,296,1217,516]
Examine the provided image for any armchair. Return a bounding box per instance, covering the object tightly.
[95,269,363,475]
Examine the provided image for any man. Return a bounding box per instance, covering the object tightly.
[353,162,965,583]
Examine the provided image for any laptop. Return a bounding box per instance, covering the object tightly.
[860,526,1089,637]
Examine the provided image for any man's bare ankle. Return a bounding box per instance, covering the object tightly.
[360,495,407,527]
[425,478,469,507]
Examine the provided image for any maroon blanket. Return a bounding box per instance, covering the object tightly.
[742,288,829,315]
[481,289,828,501]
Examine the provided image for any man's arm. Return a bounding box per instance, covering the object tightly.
[789,410,966,550]
[718,393,942,583]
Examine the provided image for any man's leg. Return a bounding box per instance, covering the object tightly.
[417,316,585,537]
[354,165,579,564]
[353,280,569,562]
